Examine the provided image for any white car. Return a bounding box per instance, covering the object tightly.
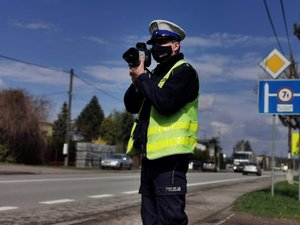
[243,163,262,176]
[202,161,218,172]
[101,154,133,170]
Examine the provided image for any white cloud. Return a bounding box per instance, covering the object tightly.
[10,20,57,30]
[199,94,215,112]
[185,33,279,48]
[198,88,264,153]
[123,35,148,45]
[84,36,106,45]
[0,60,68,85]
[210,121,232,136]
[0,78,6,90]
[82,65,130,85]
[190,52,263,82]
[198,88,289,156]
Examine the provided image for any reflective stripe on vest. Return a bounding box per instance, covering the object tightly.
[126,119,137,154]
[147,98,198,159]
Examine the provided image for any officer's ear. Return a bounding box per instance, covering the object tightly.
[172,41,180,53]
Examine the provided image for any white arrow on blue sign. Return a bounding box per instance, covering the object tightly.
[258,80,300,114]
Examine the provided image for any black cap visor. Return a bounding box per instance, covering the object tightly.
[146,35,178,45]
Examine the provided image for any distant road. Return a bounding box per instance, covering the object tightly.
[0,170,276,224]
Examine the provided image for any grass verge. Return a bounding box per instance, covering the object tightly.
[233,179,300,221]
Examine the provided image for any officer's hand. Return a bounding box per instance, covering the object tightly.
[129,56,145,83]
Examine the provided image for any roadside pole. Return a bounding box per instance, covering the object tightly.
[64,68,74,167]
[271,114,276,196]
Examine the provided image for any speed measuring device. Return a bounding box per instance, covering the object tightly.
[258,80,300,114]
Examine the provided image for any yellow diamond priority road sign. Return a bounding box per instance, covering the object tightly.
[259,49,290,79]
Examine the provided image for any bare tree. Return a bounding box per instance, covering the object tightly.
[0,89,51,164]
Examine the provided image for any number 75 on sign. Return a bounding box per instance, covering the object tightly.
[258,80,300,114]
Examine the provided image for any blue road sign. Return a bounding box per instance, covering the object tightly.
[258,80,300,114]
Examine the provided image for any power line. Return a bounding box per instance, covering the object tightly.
[263,0,284,54]
[73,73,122,102]
[280,0,293,55]
[0,54,69,73]
[0,53,123,102]
[280,0,298,79]
[37,91,68,97]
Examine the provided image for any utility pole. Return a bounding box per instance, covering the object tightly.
[288,55,294,169]
[64,68,74,167]
[288,54,297,170]
[294,23,300,40]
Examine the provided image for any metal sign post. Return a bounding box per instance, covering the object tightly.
[271,115,276,196]
[258,49,291,197]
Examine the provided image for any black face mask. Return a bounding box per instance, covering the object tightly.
[151,45,173,63]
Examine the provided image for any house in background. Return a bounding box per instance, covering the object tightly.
[39,121,53,137]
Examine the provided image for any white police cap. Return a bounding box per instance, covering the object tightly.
[146,19,186,44]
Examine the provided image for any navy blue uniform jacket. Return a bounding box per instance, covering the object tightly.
[124,53,199,154]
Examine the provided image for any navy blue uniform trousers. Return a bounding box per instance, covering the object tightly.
[139,155,189,225]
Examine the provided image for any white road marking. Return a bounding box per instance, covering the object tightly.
[122,190,138,194]
[0,175,139,184]
[88,194,114,198]
[187,175,268,187]
[40,199,75,204]
[0,206,18,211]
[215,213,235,225]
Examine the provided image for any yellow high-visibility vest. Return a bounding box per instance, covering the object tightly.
[127,59,199,159]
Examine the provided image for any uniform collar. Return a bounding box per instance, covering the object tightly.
[154,53,184,77]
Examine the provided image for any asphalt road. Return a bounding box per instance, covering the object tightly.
[0,169,282,225]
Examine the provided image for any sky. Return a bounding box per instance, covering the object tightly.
[0,0,300,157]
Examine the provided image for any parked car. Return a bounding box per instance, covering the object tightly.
[100,154,133,170]
[202,161,218,172]
[242,163,262,176]
[189,160,202,170]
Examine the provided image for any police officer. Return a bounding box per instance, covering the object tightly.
[124,19,199,225]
